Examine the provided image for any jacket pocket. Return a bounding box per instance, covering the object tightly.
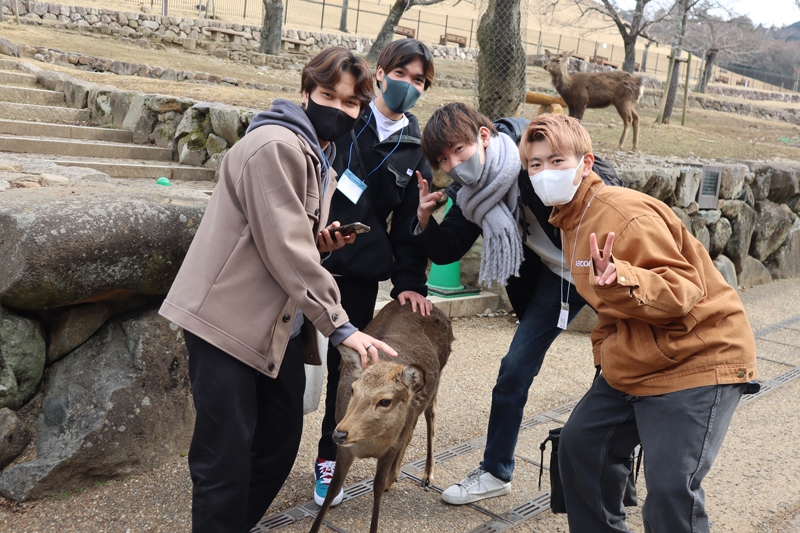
[631,320,679,369]
[388,164,412,188]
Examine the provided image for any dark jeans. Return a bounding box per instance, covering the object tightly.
[481,266,587,482]
[185,330,305,533]
[559,375,744,533]
[317,276,379,461]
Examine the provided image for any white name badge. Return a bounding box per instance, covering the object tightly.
[337,169,367,204]
[557,303,570,330]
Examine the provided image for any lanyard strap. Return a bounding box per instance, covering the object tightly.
[346,103,405,178]
[560,182,604,306]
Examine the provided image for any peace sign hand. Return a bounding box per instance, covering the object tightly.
[417,171,443,231]
[589,232,617,286]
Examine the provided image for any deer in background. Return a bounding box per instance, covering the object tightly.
[543,50,645,151]
[309,300,454,533]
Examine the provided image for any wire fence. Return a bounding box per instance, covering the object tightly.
[140,0,799,94]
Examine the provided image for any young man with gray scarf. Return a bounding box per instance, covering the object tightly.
[412,103,619,505]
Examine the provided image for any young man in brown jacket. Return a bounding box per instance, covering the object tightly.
[519,114,757,533]
[159,48,395,533]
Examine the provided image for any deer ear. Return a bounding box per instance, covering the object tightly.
[339,345,365,379]
[565,50,574,58]
[401,365,426,393]
[544,49,551,58]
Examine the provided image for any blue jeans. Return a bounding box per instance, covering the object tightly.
[481,266,588,482]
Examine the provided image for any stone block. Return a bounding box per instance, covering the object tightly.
[713,255,738,290]
[210,106,243,145]
[205,133,228,155]
[0,306,45,410]
[708,217,732,259]
[178,135,207,166]
[767,166,800,204]
[718,164,748,200]
[723,200,756,274]
[675,167,702,207]
[764,219,800,280]
[0,409,31,470]
[738,256,773,287]
[749,200,796,262]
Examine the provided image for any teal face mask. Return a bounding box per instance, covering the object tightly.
[379,75,423,114]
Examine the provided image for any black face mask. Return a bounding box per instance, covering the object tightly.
[303,95,358,142]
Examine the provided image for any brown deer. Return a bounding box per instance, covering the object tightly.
[309,300,454,533]
[543,50,644,151]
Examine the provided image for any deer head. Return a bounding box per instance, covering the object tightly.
[543,50,575,76]
[333,360,426,458]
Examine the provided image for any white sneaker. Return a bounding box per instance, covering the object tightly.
[441,466,511,505]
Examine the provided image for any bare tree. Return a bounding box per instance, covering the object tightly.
[260,0,283,56]
[367,0,448,62]
[573,0,670,73]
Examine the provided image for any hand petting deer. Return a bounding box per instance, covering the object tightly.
[543,50,644,151]
[309,300,454,533]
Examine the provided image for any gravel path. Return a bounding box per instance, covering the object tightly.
[2,279,800,533]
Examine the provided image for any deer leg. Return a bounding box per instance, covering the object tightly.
[631,108,640,151]
[422,396,438,490]
[615,105,632,151]
[369,453,396,533]
[386,435,413,492]
[309,449,355,533]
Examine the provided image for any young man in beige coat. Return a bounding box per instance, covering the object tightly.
[519,114,757,533]
[159,48,395,533]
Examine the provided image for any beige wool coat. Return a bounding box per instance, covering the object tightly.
[160,124,350,378]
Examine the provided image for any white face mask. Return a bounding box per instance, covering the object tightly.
[529,157,585,206]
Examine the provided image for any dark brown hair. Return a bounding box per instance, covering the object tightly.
[377,39,435,90]
[519,114,592,165]
[421,103,497,169]
[301,47,374,107]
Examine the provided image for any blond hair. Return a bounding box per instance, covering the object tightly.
[519,114,592,166]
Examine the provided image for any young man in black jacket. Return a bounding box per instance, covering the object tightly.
[413,104,621,505]
[313,39,436,506]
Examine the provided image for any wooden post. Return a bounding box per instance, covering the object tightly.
[416,11,421,43]
[443,14,448,38]
[681,52,692,126]
[657,51,676,124]
[355,0,360,33]
[576,37,580,55]
[468,18,473,49]
[654,52,659,75]
[284,0,289,23]
[557,34,561,53]
[321,0,326,30]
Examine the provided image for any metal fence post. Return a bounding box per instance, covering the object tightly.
[576,37,580,55]
[284,0,288,23]
[610,44,614,62]
[162,0,167,17]
[243,0,247,19]
[355,0,361,34]
[654,53,659,75]
[417,11,421,42]
[468,18,473,49]
[321,0,326,30]
[444,14,448,38]
[557,34,561,52]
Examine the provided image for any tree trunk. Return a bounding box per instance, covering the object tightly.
[641,40,652,72]
[367,0,406,62]
[260,0,283,56]
[339,0,349,33]
[695,48,717,93]
[477,0,526,120]
[622,36,637,73]
[661,0,689,124]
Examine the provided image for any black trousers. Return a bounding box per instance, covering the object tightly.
[316,276,379,461]
[184,330,306,533]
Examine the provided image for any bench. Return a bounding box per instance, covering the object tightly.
[736,78,747,86]
[203,27,247,42]
[634,62,640,72]
[572,53,587,62]
[605,61,620,69]
[715,75,729,84]
[439,33,467,48]
[393,25,416,39]
[591,55,607,65]
[282,37,310,52]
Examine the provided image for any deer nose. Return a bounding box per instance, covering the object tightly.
[332,430,348,445]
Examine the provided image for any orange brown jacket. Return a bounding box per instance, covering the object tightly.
[549,172,757,396]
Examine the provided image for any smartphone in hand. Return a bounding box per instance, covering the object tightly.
[335,222,371,236]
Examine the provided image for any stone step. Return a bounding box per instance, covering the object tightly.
[0,84,65,106]
[374,291,500,319]
[51,159,216,181]
[0,59,20,70]
[0,134,174,161]
[0,70,39,87]
[0,102,90,123]
[0,119,133,143]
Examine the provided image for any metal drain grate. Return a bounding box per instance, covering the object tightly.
[753,316,800,338]
[739,366,800,406]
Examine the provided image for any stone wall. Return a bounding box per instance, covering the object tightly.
[637,90,800,124]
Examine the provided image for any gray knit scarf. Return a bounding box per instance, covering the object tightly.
[457,133,523,287]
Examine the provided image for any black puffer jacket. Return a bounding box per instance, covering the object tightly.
[325,107,434,299]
